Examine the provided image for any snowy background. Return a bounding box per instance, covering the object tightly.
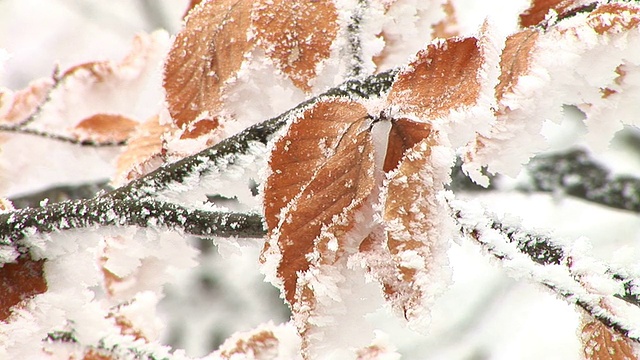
[2,1,640,359]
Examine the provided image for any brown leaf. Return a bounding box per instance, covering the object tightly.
[587,3,640,35]
[183,0,204,19]
[83,350,115,360]
[519,0,588,27]
[219,330,279,359]
[381,121,446,322]
[495,29,540,106]
[387,36,484,119]
[263,99,375,305]
[0,255,47,322]
[0,78,53,125]
[253,0,339,92]
[163,0,254,134]
[581,317,637,360]
[432,0,459,39]
[114,115,167,185]
[72,113,138,143]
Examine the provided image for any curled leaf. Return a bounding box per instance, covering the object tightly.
[0,78,53,126]
[114,115,167,186]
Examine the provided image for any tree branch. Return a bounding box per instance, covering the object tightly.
[0,70,396,247]
[450,198,640,342]
[521,148,640,212]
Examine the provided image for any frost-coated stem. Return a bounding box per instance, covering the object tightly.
[0,197,265,245]
[450,199,640,342]
[522,148,640,213]
[0,71,395,246]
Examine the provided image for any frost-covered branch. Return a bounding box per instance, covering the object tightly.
[0,71,395,245]
[8,180,111,209]
[451,199,640,342]
[521,148,640,213]
[0,125,127,146]
[0,197,264,245]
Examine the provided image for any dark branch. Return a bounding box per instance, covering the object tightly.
[0,126,127,146]
[522,148,640,212]
[451,199,640,342]
[8,180,111,209]
[0,197,265,246]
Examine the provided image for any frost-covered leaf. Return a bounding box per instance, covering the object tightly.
[432,0,459,39]
[379,120,451,326]
[581,316,637,360]
[494,28,540,105]
[387,36,484,120]
[71,113,137,144]
[163,0,253,138]
[518,0,592,27]
[0,78,53,125]
[214,322,301,359]
[263,98,374,304]
[252,0,338,92]
[586,3,640,35]
[183,0,204,19]
[0,255,47,321]
[114,114,167,186]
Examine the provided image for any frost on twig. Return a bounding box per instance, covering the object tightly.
[451,198,640,343]
[522,148,640,213]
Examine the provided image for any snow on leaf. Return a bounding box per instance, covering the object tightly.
[432,0,459,39]
[163,0,254,137]
[0,255,47,321]
[215,321,301,359]
[586,3,640,35]
[252,0,339,92]
[494,28,541,106]
[519,0,592,27]
[183,0,204,19]
[114,114,167,186]
[71,113,138,144]
[581,316,637,360]
[0,78,53,125]
[379,121,448,326]
[263,98,374,305]
[387,36,484,120]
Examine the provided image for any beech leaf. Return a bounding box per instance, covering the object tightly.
[114,115,167,185]
[0,255,47,322]
[581,317,637,360]
[163,0,254,137]
[387,36,485,120]
[252,0,339,92]
[263,98,375,305]
[0,78,53,126]
[519,0,590,27]
[72,113,138,144]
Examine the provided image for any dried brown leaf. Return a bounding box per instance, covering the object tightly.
[163,0,253,134]
[0,255,47,322]
[496,29,540,106]
[382,121,444,321]
[587,3,640,35]
[387,36,483,119]
[114,115,167,185]
[83,350,115,360]
[72,113,138,143]
[0,78,53,125]
[519,0,587,27]
[263,99,375,305]
[582,317,637,360]
[432,0,459,39]
[253,0,338,92]
[219,330,279,359]
[183,0,204,19]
